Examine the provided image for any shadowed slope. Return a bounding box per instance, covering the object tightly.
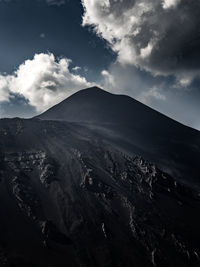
[38,87,200,185]
[0,118,199,267]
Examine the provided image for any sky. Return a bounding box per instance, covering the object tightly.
[0,0,199,130]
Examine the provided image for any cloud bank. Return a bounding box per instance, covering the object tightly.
[0,53,92,113]
[82,0,200,84]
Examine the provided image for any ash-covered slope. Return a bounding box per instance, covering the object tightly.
[0,118,200,267]
[38,87,200,185]
[38,86,177,124]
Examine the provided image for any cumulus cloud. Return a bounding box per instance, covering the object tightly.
[82,0,200,84]
[162,0,181,9]
[0,53,93,113]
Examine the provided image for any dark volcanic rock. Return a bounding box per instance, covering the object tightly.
[0,118,199,267]
[38,87,200,185]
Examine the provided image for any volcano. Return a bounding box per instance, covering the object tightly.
[0,87,199,267]
[38,86,200,185]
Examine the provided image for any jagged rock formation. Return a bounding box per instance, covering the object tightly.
[0,118,199,267]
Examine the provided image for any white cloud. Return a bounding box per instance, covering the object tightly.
[138,86,166,104]
[0,76,12,102]
[162,0,181,9]
[81,0,157,69]
[101,69,115,88]
[140,41,154,59]
[72,66,81,72]
[101,62,167,104]
[81,0,200,85]
[0,53,93,112]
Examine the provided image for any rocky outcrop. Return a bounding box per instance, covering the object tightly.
[11,174,40,220]
[0,118,199,267]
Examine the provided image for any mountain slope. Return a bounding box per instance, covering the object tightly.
[38,87,200,185]
[0,118,200,267]
[38,86,181,124]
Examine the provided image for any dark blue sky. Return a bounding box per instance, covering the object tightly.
[0,0,114,81]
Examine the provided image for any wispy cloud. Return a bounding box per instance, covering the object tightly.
[45,0,65,6]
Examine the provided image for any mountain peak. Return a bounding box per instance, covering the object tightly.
[37,86,161,125]
[83,86,104,91]
[71,86,111,97]
[37,86,135,123]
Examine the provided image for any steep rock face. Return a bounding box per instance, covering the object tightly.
[0,118,199,267]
